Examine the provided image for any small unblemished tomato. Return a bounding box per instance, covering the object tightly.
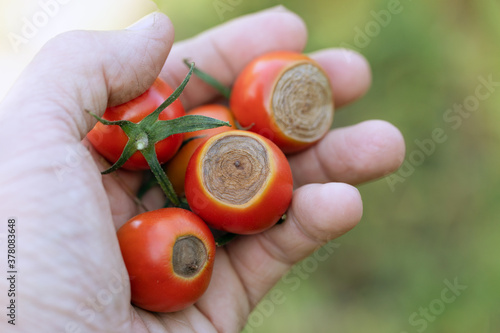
[229,51,334,154]
[165,104,236,196]
[117,208,216,313]
[87,78,185,170]
[185,130,293,235]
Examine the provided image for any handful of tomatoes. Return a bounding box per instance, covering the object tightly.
[86,51,334,313]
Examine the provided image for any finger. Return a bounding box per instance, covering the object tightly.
[0,14,176,332]
[288,120,406,187]
[201,183,362,330]
[83,138,146,228]
[310,48,372,108]
[0,12,174,142]
[162,6,307,110]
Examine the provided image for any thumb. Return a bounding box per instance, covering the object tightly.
[0,12,174,144]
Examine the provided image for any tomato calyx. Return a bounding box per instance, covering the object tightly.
[87,63,231,206]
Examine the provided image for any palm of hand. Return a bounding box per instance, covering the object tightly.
[0,8,404,333]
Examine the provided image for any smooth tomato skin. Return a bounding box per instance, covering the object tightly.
[87,78,185,170]
[117,208,216,313]
[185,130,293,235]
[166,104,236,195]
[230,51,328,154]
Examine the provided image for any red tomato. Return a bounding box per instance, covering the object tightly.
[185,130,293,235]
[230,51,334,154]
[117,208,216,313]
[166,104,236,195]
[87,78,185,170]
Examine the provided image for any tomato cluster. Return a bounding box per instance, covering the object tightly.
[86,51,334,313]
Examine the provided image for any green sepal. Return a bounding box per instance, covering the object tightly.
[87,110,134,128]
[101,138,139,174]
[140,62,195,128]
[149,115,231,143]
[183,59,232,99]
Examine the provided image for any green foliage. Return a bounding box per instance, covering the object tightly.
[156,0,500,332]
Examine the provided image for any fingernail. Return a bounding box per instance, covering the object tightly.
[127,12,158,31]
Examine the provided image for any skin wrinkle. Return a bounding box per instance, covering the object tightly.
[8,83,87,146]
[192,304,215,333]
[225,246,261,313]
[209,34,237,82]
[49,105,87,144]
[290,203,332,246]
[259,227,303,266]
[156,312,194,332]
[104,176,137,227]
[134,309,169,333]
[5,107,75,158]
[244,236,295,304]
[23,228,128,330]
[102,50,133,102]
[84,142,146,228]
[227,240,290,309]
[130,308,150,333]
[157,305,217,333]
[312,138,337,184]
[323,128,355,180]
[49,34,110,136]
[91,31,144,106]
[197,250,251,333]
[45,28,171,137]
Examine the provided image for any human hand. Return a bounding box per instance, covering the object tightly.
[0,7,404,333]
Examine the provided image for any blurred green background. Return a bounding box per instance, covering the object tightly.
[155,1,500,332]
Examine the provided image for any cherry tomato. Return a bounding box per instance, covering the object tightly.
[166,104,236,195]
[117,208,216,312]
[87,78,185,170]
[230,51,334,154]
[185,130,293,235]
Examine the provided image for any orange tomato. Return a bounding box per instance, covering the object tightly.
[185,130,293,234]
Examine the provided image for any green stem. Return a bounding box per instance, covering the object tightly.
[183,59,231,99]
[141,145,180,207]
